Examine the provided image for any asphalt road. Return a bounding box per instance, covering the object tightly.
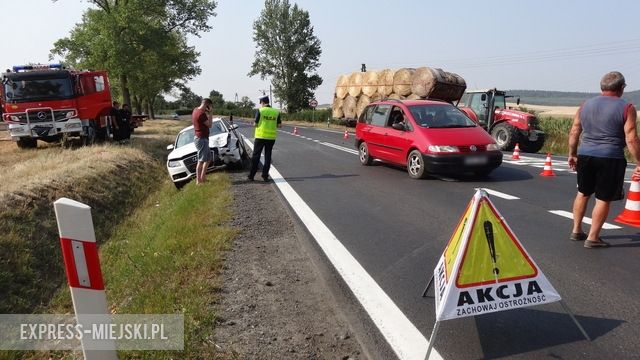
[237,121,640,360]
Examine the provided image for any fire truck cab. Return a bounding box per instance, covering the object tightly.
[1,64,112,148]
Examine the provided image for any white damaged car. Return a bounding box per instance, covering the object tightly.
[166,117,248,188]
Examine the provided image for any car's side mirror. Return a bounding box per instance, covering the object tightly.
[229,123,238,130]
[166,144,174,151]
[392,122,405,131]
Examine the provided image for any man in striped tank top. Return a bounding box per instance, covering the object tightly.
[568,71,640,248]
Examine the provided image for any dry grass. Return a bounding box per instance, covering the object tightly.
[133,118,191,136]
[0,135,168,315]
[0,144,150,198]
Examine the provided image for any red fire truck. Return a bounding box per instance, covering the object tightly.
[1,64,113,148]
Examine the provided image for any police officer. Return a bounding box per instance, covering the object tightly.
[248,96,281,182]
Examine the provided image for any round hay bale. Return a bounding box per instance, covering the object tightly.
[362,71,379,97]
[410,67,467,101]
[332,106,344,119]
[406,93,423,100]
[356,95,371,117]
[393,68,415,96]
[342,95,357,119]
[335,74,349,99]
[332,96,344,118]
[378,69,395,96]
[387,93,404,100]
[348,72,363,97]
[370,93,383,102]
[429,70,467,102]
[411,67,438,98]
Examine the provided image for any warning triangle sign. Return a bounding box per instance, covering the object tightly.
[433,189,561,321]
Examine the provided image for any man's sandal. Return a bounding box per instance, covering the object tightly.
[584,239,610,248]
[569,232,587,241]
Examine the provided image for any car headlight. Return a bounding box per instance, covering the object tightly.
[167,160,181,168]
[428,145,459,153]
[486,144,500,151]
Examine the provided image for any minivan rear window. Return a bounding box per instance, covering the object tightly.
[409,105,476,128]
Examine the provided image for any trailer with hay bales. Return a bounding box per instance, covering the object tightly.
[332,67,467,126]
[332,68,546,152]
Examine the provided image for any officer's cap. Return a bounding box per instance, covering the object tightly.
[259,96,270,104]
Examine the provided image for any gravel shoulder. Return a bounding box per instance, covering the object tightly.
[212,170,366,359]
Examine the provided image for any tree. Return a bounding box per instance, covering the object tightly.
[249,0,322,113]
[51,0,216,117]
[176,87,203,109]
[209,89,225,109]
[240,96,255,109]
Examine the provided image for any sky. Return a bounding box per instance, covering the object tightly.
[3,0,640,107]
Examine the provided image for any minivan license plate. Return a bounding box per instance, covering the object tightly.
[465,156,488,165]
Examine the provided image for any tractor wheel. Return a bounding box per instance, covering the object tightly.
[490,123,519,151]
[519,134,545,153]
[17,138,37,149]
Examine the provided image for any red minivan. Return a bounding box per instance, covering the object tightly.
[355,99,503,179]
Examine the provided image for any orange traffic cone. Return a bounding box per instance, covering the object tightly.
[293,126,298,135]
[615,175,640,227]
[540,153,556,176]
[343,130,349,140]
[512,143,521,160]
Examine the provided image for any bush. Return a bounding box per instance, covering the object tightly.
[214,108,256,118]
[281,109,331,122]
[175,108,193,116]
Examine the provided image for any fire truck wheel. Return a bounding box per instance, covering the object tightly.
[17,138,37,149]
[61,134,72,148]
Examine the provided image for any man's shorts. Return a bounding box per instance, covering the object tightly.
[576,155,626,201]
[194,137,213,163]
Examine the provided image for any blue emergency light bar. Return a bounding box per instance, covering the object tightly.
[12,64,63,72]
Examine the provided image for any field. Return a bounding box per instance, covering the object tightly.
[0,120,236,359]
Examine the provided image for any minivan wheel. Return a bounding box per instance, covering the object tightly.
[359,142,373,165]
[407,150,428,179]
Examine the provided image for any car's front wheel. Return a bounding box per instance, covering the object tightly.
[359,142,373,165]
[407,150,428,179]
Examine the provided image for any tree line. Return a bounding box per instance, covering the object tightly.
[50,0,322,118]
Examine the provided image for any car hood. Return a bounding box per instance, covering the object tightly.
[168,133,229,160]
[417,126,496,146]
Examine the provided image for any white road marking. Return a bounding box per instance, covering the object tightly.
[244,138,442,360]
[503,155,574,173]
[548,210,622,230]
[484,189,520,200]
[320,141,359,155]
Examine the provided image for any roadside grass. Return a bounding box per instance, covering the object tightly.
[0,141,166,315]
[539,116,572,156]
[539,116,639,161]
[1,119,239,358]
[36,176,235,359]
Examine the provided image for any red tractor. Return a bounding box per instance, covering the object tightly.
[459,89,545,153]
[1,64,113,148]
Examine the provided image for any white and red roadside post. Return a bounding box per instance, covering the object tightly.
[54,198,117,359]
